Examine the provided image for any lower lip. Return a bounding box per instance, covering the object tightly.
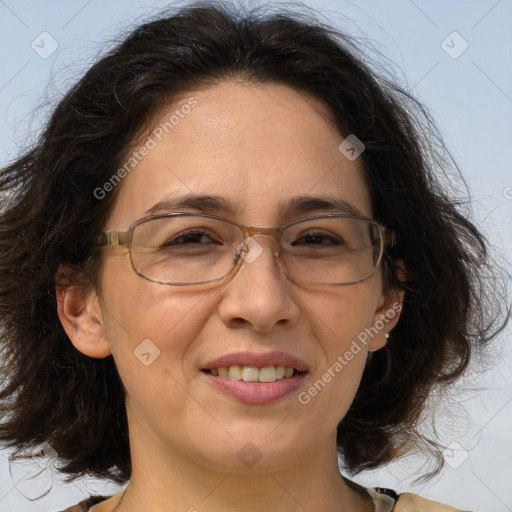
[201,371,308,405]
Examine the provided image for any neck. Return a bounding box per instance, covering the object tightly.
[117,431,372,512]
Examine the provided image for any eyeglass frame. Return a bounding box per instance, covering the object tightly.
[94,212,396,287]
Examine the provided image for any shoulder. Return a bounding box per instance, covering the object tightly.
[395,492,470,511]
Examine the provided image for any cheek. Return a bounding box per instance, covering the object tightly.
[100,279,219,429]
[308,284,379,353]
[299,285,380,412]
[99,259,215,375]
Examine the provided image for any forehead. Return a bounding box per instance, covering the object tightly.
[105,80,371,229]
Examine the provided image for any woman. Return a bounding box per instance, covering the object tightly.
[0,2,507,511]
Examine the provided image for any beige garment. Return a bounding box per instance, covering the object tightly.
[59,491,470,511]
[394,492,470,511]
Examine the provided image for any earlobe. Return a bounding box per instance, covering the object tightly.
[367,259,407,352]
[367,288,405,352]
[56,280,111,359]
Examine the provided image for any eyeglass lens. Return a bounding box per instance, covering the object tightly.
[130,215,383,285]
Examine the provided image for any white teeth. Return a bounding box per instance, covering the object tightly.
[228,365,242,380]
[208,365,297,382]
[259,366,276,383]
[241,366,259,382]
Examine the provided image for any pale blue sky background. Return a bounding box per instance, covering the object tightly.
[0,1,511,511]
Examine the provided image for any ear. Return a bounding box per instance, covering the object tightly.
[367,261,406,352]
[56,268,111,359]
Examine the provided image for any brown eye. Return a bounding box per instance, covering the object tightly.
[291,231,344,246]
[162,229,220,246]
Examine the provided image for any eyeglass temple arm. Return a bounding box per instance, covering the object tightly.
[383,228,396,248]
[94,230,130,247]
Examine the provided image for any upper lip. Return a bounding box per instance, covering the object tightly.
[203,351,309,372]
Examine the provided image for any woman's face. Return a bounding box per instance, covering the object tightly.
[67,81,401,473]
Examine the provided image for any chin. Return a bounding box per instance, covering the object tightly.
[188,425,308,472]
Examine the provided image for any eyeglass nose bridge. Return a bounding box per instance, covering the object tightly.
[241,224,283,238]
[235,225,284,264]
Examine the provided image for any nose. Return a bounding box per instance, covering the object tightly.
[217,235,301,332]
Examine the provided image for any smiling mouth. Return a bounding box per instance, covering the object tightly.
[202,365,306,383]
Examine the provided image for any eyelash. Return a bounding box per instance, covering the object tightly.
[163,229,343,247]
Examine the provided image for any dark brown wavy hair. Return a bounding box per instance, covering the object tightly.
[0,0,509,485]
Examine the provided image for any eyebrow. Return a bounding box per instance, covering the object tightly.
[145,194,239,216]
[282,195,364,217]
[145,193,364,218]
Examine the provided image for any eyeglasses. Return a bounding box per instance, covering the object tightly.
[94,213,395,286]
